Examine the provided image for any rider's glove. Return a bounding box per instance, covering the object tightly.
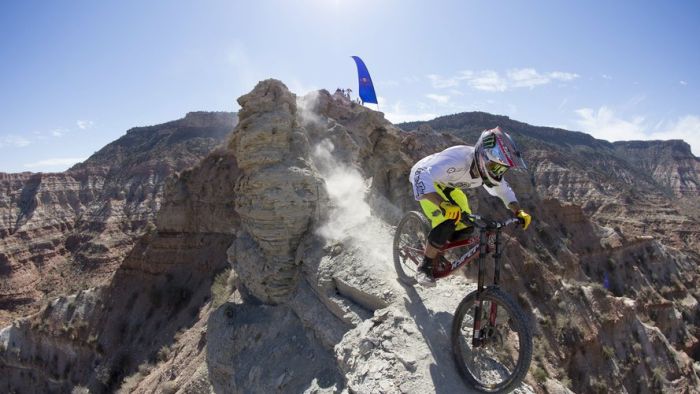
[439,201,462,222]
[516,210,531,230]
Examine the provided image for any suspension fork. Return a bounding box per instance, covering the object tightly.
[493,229,502,286]
[472,228,488,347]
[472,228,505,346]
[488,230,502,326]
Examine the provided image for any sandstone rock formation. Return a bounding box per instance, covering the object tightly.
[1,81,699,394]
[0,112,235,326]
[613,140,700,199]
[1,146,239,392]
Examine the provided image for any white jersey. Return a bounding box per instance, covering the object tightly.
[409,145,517,207]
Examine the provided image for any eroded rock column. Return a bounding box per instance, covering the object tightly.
[229,80,325,304]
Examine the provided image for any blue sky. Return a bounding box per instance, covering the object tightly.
[1,0,698,172]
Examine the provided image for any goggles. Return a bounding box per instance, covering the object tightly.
[487,161,510,177]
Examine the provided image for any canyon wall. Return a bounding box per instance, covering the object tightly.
[1,82,699,393]
[0,112,235,326]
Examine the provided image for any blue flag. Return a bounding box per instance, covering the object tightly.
[351,56,378,104]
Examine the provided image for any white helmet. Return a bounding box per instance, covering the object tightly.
[474,126,527,186]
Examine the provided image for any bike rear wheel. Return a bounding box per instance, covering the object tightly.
[451,287,532,393]
[393,211,430,285]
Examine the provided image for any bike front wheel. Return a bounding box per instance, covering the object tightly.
[393,211,430,285]
[451,287,532,393]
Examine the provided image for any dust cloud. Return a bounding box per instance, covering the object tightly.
[312,140,394,266]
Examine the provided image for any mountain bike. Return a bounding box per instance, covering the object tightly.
[393,211,533,393]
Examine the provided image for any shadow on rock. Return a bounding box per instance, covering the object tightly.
[402,285,474,394]
[206,302,343,393]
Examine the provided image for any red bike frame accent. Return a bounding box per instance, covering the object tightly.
[398,232,496,279]
[432,234,492,278]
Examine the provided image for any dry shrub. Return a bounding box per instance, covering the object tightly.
[211,268,236,308]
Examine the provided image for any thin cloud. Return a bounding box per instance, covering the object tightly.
[76,120,94,130]
[508,69,579,89]
[430,68,579,92]
[549,71,579,82]
[225,42,262,93]
[508,69,551,88]
[381,80,400,87]
[0,135,31,148]
[51,128,69,137]
[558,97,569,111]
[625,94,647,109]
[24,157,86,169]
[574,106,700,156]
[660,115,700,156]
[575,107,646,141]
[425,93,450,104]
[602,74,613,80]
[427,74,460,89]
[385,111,437,124]
[466,70,508,92]
[384,101,436,124]
[680,80,688,86]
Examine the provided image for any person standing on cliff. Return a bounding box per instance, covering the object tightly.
[409,126,532,286]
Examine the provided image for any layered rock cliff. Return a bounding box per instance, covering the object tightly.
[1,81,699,394]
[0,112,235,326]
[613,140,700,212]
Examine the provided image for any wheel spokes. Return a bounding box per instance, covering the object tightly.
[456,299,522,388]
[397,217,427,276]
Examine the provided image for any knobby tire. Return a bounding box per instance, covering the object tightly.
[451,287,533,393]
[393,211,430,286]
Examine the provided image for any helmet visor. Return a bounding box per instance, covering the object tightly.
[490,136,527,169]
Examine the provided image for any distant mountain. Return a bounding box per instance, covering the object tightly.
[401,111,610,150]
[0,111,235,326]
[70,111,235,177]
[613,139,699,199]
[400,112,699,199]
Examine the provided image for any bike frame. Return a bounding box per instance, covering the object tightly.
[401,218,511,280]
[401,234,484,279]
[433,234,483,278]
[398,212,521,348]
[468,215,520,347]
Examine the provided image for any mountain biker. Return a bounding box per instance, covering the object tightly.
[409,126,532,286]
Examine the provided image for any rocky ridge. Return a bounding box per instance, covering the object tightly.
[0,111,235,326]
[613,140,700,212]
[0,81,699,393]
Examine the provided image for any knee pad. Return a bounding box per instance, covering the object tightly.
[428,220,455,247]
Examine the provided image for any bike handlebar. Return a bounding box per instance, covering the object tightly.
[464,214,522,230]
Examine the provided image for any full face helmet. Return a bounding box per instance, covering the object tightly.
[474,126,527,186]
